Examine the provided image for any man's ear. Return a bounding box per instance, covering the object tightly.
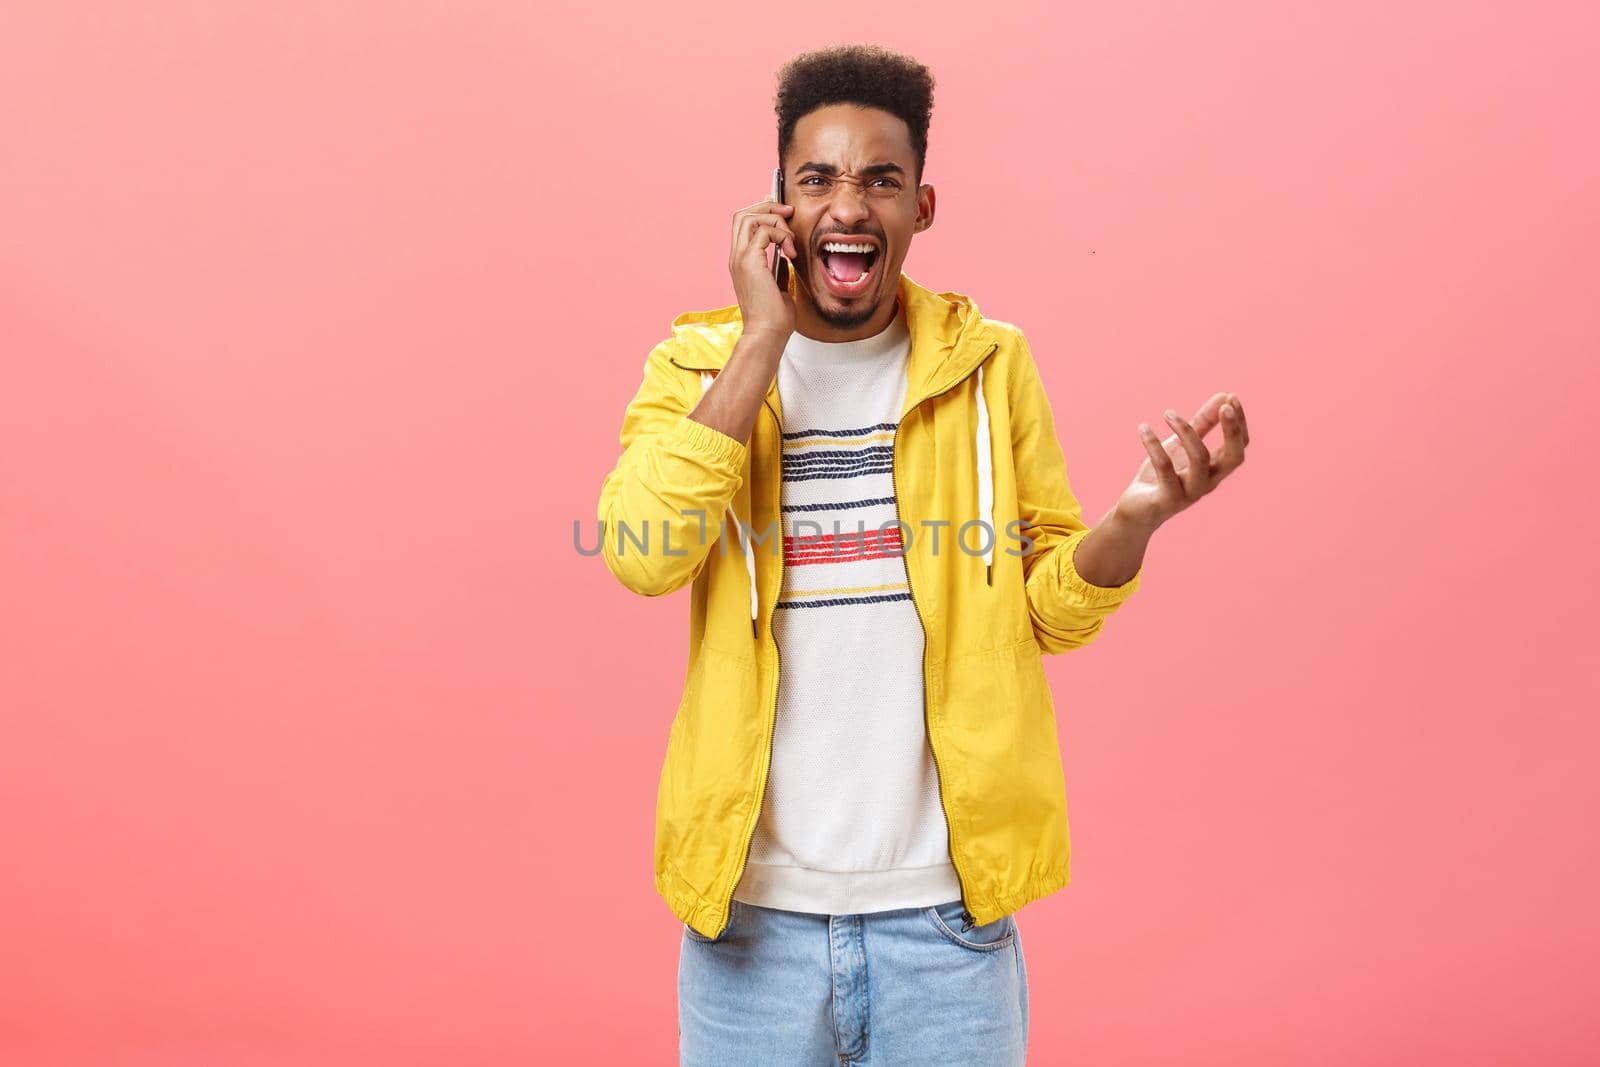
[912,184,936,234]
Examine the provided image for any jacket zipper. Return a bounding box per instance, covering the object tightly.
[721,390,785,939]
[892,342,999,933]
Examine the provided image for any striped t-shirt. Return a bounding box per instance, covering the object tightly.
[731,305,963,915]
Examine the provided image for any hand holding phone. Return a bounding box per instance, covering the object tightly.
[727,174,797,340]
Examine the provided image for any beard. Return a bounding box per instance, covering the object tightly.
[815,296,879,330]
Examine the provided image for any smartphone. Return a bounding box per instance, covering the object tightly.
[770,166,790,290]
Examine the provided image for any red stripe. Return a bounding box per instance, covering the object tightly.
[786,546,907,567]
[784,527,905,566]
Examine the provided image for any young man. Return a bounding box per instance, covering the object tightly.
[596,43,1249,1065]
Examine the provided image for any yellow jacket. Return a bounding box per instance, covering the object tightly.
[596,271,1142,939]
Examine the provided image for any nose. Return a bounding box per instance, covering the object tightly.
[824,181,871,228]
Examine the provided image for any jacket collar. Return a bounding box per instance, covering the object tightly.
[666,271,999,417]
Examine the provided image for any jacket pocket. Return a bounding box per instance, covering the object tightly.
[936,638,1071,902]
[1016,634,1053,720]
[655,645,764,908]
[661,650,707,779]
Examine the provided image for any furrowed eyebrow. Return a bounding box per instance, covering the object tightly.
[794,161,907,178]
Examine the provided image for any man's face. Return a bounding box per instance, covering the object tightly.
[782,104,934,333]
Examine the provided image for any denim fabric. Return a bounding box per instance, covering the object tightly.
[679,898,1028,1065]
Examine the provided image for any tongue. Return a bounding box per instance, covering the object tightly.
[826,251,870,282]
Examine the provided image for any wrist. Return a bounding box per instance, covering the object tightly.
[1109,500,1162,540]
[735,327,790,361]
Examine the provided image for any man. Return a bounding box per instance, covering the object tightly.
[595,43,1249,1065]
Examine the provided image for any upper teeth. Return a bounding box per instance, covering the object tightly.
[823,242,875,254]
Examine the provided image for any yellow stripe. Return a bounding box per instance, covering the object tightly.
[783,582,909,599]
[783,432,897,450]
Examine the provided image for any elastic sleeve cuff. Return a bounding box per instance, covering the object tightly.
[666,414,749,470]
[1061,529,1142,605]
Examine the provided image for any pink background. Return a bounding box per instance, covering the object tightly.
[3,3,1596,1064]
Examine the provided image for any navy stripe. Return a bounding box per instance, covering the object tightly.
[782,422,898,440]
[782,496,896,513]
[784,466,894,482]
[783,461,894,477]
[775,592,915,609]
[787,460,902,476]
[783,450,895,473]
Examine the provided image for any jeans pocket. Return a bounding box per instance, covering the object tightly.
[924,899,1016,952]
[684,901,738,944]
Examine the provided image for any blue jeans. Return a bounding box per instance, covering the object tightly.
[679,898,1028,1065]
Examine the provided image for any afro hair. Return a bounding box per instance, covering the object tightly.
[775,44,935,183]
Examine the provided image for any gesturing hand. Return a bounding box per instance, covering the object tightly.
[1115,391,1250,532]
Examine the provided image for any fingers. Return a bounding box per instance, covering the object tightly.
[1209,392,1248,481]
[752,216,799,261]
[733,210,795,240]
[1180,391,1249,482]
[1185,391,1250,448]
[1188,392,1228,438]
[749,222,798,263]
[1227,392,1249,447]
[1137,423,1185,498]
[732,209,798,262]
[732,201,794,238]
[1209,401,1245,480]
[737,198,795,216]
[1161,409,1211,496]
[1141,392,1248,502]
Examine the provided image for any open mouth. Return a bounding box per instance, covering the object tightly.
[817,237,881,298]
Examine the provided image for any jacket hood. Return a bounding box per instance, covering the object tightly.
[677,270,1004,634]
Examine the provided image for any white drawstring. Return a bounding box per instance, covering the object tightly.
[700,372,760,630]
[975,363,994,585]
